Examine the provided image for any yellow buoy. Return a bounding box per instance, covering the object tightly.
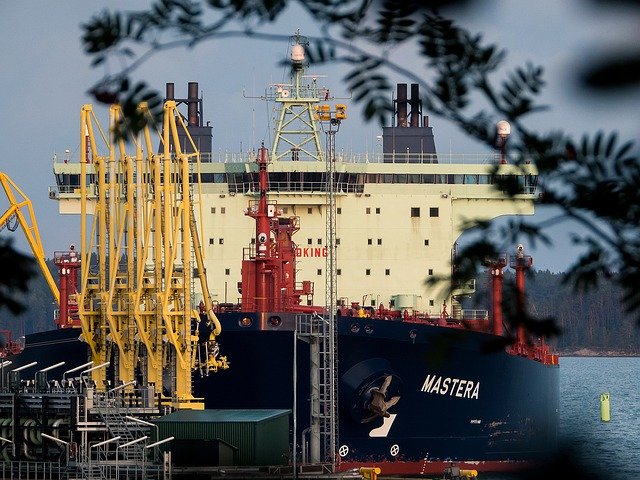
[600,392,610,422]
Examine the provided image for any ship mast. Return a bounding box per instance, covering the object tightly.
[318,105,346,468]
[266,31,344,469]
[269,31,325,162]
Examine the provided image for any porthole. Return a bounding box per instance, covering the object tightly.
[350,323,360,333]
[239,317,252,327]
[269,315,282,327]
[364,324,374,334]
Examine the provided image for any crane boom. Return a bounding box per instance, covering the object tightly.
[0,172,60,305]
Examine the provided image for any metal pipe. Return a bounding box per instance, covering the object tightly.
[81,361,110,375]
[119,435,147,448]
[145,436,174,449]
[410,83,420,127]
[125,416,155,428]
[396,84,407,127]
[11,361,37,372]
[188,82,199,126]
[41,433,69,446]
[39,361,66,373]
[165,83,175,100]
[92,436,121,449]
[491,266,503,336]
[64,361,93,378]
[108,380,136,394]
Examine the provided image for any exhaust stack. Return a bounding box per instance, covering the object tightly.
[188,82,199,127]
[396,84,408,127]
[409,83,421,127]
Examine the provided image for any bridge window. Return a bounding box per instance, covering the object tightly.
[430,207,439,217]
[411,207,420,217]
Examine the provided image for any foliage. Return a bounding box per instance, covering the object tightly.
[468,269,640,354]
[79,1,640,336]
[0,238,36,315]
[0,256,57,337]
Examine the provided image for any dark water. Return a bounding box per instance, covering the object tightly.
[559,356,640,479]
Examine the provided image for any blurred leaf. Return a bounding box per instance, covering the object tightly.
[0,239,35,315]
[583,52,640,89]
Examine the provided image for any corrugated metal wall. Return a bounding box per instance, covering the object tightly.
[155,409,290,466]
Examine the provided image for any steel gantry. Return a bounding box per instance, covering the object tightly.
[78,101,227,409]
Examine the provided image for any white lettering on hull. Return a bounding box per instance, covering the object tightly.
[420,374,480,399]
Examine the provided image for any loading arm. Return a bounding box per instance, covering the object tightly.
[0,172,60,305]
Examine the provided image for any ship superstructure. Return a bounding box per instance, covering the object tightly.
[52,88,537,321]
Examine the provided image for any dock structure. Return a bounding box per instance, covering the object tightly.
[0,373,167,479]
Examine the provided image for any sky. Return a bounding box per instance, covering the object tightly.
[0,0,639,273]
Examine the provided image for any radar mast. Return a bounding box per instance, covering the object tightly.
[269,31,325,162]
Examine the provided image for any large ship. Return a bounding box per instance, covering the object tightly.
[3,33,558,475]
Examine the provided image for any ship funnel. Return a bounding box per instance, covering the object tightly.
[165,83,175,101]
[396,84,407,127]
[409,83,421,127]
[188,82,199,127]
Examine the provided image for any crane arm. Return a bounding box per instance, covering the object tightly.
[0,172,60,305]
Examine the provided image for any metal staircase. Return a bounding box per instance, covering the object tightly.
[88,393,149,479]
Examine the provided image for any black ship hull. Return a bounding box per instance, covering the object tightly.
[196,312,559,474]
[5,313,559,475]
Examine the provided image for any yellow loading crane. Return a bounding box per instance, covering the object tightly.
[0,172,60,305]
[78,101,227,410]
